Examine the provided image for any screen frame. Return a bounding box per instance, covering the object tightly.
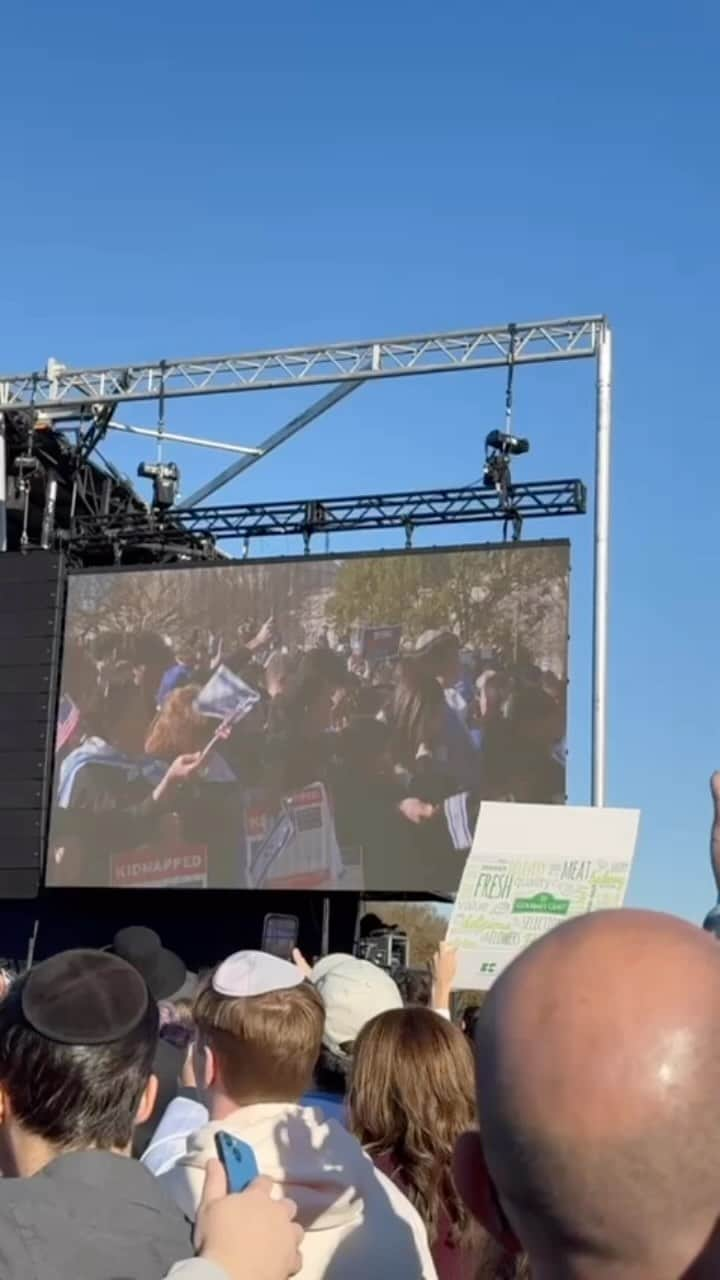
[63,536,571,591]
[49,536,571,894]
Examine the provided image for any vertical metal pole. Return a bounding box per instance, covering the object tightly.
[0,410,7,553]
[592,323,612,806]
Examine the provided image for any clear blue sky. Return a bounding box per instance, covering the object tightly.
[2,1,718,920]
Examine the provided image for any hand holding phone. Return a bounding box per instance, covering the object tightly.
[215,1130,260,1194]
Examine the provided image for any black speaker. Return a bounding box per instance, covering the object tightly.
[0,553,63,898]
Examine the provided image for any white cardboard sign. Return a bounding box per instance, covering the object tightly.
[447,802,640,990]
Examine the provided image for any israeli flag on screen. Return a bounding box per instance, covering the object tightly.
[195,665,261,722]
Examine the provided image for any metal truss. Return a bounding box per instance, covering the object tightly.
[0,311,612,808]
[70,478,586,553]
[1,317,603,412]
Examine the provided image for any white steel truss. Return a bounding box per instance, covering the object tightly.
[0,316,603,411]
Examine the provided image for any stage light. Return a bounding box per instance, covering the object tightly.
[138,461,180,509]
[485,430,530,456]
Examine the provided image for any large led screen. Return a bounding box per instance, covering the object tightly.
[47,542,569,895]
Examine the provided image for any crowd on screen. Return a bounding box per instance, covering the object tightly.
[51,619,565,889]
[2,774,720,1280]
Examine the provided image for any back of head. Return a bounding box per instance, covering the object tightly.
[472,909,720,1278]
[84,662,140,742]
[310,953,402,1061]
[125,630,170,673]
[350,1007,477,1249]
[414,630,461,680]
[145,684,206,758]
[113,926,188,1003]
[172,633,197,666]
[390,667,445,766]
[194,951,324,1106]
[0,949,158,1162]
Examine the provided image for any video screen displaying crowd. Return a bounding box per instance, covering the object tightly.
[48,550,568,894]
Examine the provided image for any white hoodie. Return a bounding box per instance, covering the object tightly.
[158,1102,438,1280]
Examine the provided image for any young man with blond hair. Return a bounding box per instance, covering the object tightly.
[159,951,437,1279]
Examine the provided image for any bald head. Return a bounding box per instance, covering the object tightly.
[473,910,720,1277]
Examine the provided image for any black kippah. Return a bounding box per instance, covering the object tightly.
[21,949,150,1045]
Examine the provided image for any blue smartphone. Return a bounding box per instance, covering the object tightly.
[215,1131,259,1193]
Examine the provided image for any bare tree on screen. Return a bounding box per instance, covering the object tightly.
[328,547,569,674]
[68,572,186,638]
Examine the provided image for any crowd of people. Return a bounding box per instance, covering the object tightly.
[2,767,720,1278]
[50,619,565,893]
[1,874,720,1280]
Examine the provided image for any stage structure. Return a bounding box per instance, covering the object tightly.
[71,480,586,558]
[0,315,612,804]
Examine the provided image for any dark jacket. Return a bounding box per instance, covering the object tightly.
[0,1150,192,1280]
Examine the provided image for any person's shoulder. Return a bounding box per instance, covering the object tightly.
[371,1161,425,1226]
[0,1175,41,1209]
[363,1162,439,1277]
[301,1090,346,1124]
[38,1149,185,1211]
[0,1188,34,1278]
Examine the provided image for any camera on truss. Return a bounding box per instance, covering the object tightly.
[138,461,181,509]
[354,927,409,973]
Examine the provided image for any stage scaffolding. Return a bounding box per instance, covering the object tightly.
[0,314,612,803]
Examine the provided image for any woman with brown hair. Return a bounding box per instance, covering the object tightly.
[349,1007,522,1280]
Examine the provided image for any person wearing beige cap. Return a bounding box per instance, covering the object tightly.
[309,952,403,1056]
[295,950,403,1122]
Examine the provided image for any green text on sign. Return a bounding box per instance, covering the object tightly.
[512,892,570,916]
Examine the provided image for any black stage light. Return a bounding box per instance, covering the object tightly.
[485,430,530,456]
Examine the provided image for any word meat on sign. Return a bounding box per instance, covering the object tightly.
[447,803,640,990]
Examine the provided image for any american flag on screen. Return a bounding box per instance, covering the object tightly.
[56,694,80,752]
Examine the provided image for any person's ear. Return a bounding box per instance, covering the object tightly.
[0,1087,19,1176]
[453,1131,522,1255]
[194,1039,217,1090]
[205,1044,221,1088]
[136,1073,159,1127]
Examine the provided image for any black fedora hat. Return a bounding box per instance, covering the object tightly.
[112,926,188,1003]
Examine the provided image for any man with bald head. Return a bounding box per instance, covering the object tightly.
[454,908,720,1279]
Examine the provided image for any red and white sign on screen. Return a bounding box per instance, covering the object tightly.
[245,783,343,889]
[110,846,209,889]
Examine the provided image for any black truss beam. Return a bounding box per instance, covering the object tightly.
[69,478,586,557]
